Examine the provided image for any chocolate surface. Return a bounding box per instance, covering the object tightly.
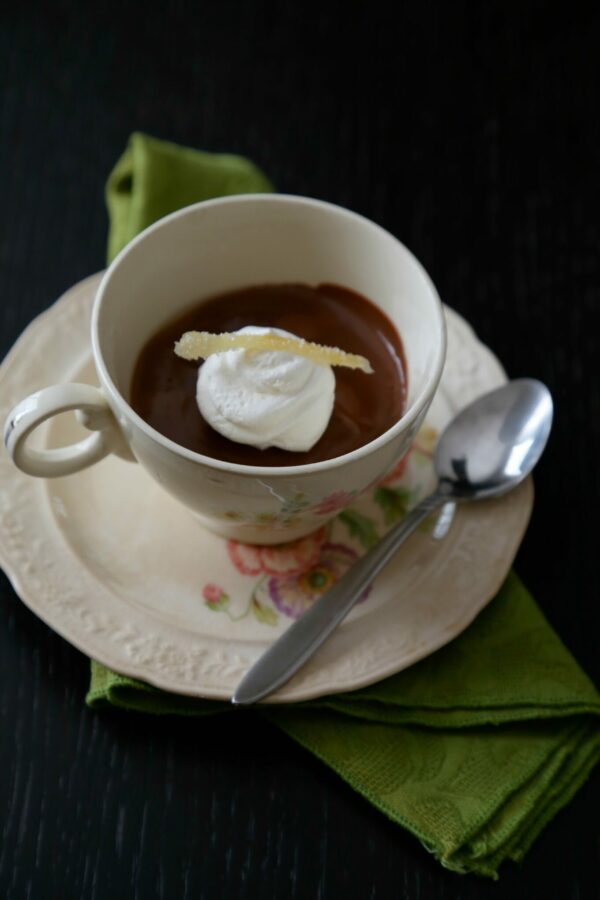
[130,283,407,465]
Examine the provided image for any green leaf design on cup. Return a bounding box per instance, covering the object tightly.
[251,598,278,626]
[374,486,412,525]
[338,509,379,550]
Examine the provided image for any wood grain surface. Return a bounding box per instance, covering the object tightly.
[1,2,598,897]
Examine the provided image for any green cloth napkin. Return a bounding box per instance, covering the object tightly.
[106,132,273,261]
[90,133,599,878]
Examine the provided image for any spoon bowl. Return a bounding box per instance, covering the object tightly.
[435,379,553,499]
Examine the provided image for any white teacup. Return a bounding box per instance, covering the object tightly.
[4,195,446,544]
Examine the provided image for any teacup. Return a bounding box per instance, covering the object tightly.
[4,195,446,544]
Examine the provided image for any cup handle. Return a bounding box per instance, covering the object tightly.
[4,383,135,478]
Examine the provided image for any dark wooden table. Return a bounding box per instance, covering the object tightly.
[1,3,598,897]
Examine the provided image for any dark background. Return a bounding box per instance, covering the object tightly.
[1,2,598,897]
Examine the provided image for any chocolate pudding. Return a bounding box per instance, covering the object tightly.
[130,283,407,466]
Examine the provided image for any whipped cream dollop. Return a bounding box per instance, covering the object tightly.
[196,326,335,452]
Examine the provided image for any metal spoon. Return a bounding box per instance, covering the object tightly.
[232,379,553,706]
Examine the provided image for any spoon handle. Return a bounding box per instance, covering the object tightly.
[231,487,449,706]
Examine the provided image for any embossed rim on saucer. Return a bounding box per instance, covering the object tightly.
[0,273,533,702]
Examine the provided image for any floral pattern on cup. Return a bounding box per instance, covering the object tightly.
[309,490,357,516]
[202,423,439,626]
[227,527,326,576]
[202,583,230,611]
[263,542,363,619]
[221,492,313,530]
[378,425,437,486]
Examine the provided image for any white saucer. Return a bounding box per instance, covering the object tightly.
[0,273,533,702]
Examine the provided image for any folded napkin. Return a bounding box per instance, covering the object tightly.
[89,133,599,878]
[106,132,273,261]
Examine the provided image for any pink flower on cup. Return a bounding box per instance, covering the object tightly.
[267,542,368,619]
[379,450,412,486]
[202,583,229,610]
[227,527,326,577]
[311,490,355,516]
[377,426,438,488]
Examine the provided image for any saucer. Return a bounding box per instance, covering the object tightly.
[0,273,533,702]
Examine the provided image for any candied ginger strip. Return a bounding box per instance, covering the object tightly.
[174,331,373,373]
